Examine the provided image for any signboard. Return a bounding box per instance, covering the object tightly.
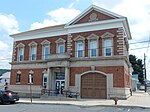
[56,73,65,80]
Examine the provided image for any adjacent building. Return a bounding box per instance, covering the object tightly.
[10,5,132,99]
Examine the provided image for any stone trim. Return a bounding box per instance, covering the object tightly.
[41,40,51,45]
[55,38,66,43]
[16,42,25,47]
[101,32,114,38]
[117,28,124,55]
[28,41,37,46]
[67,34,73,55]
[73,35,85,41]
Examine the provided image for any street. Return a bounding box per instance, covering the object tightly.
[0,103,150,112]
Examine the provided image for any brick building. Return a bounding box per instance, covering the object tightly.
[10,5,132,99]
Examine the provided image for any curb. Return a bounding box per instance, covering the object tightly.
[17,101,150,109]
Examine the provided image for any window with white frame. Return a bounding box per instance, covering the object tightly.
[43,45,49,60]
[90,40,97,57]
[104,39,112,56]
[77,41,84,58]
[58,43,64,53]
[16,74,21,83]
[43,74,48,88]
[28,74,33,84]
[30,46,36,61]
[18,47,24,61]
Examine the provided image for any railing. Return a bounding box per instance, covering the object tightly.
[41,89,79,99]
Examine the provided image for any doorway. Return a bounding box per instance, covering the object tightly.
[55,80,65,94]
[55,72,65,94]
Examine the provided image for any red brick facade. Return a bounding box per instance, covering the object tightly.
[10,5,132,99]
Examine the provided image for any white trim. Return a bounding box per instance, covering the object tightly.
[80,70,107,76]
[103,38,113,57]
[11,19,125,41]
[55,38,66,43]
[42,45,50,60]
[87,34,99,57]
[41,40,50,45]
[18,47,24,62]
[55,38,66,54]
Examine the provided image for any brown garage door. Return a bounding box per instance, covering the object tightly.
[81,73,107,99]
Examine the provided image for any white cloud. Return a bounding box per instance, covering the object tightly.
[90,0,150,79]
[0,14,19,34]
[0,41,8,50]
[0,13,19,69]
[112,0,150,41]
[30,8,81,30]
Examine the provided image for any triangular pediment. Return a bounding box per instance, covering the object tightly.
[101,32,114,38]
[55,38,66,43]
[66,5,123,26]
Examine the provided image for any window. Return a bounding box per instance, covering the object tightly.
[77,41,84,58]
[55,38,66,54]
[104,39,112,56]
[30,46,36,61]
[90,40,97,57]
[18,47,24,61]
[16,74,21,83]
[43,45,49,60]
[58,44,64,53]
[29,74,33,84]
[43,74,47,88]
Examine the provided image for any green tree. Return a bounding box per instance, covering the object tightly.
[129,55,144,84]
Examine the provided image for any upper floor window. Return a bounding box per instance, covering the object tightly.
[74,35,85,58]
[30,46,36,60]
[29,41,37,61]
[58,43,64,53]
[55,38,66,54]
[43,45,49,60]
[90,40,97,57]
[17,43,25,62]
[87,34,99,58]
[18,47,24,61]
[101,32,114,57]
[41,40,50,60]
[77,41,84,58]
[104,39,112,56]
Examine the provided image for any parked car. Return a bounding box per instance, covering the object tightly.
[0,90,19,104]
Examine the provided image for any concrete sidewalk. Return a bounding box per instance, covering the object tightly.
[18,91,150,108]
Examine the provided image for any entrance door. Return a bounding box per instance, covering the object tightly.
[55,80,65,94]
[81,73,107,99]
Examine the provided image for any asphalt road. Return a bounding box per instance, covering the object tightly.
[0,103,150,112]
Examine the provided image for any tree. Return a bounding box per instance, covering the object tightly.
[129,55,144,84]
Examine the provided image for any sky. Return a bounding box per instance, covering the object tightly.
[0,0,150,79]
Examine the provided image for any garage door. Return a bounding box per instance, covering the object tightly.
[81,73,107,99]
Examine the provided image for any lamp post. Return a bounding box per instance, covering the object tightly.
[29,70,33,103]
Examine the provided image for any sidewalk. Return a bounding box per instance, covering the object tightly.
[18,91,150,108]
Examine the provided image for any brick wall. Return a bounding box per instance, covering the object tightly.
[73,10,114,25]
[10,68,45,85]
[13,28,123,62]
[70,66,125,87]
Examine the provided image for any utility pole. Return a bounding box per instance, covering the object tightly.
[144,53,147,92]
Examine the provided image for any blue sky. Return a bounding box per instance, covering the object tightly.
[0,0,150,79]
